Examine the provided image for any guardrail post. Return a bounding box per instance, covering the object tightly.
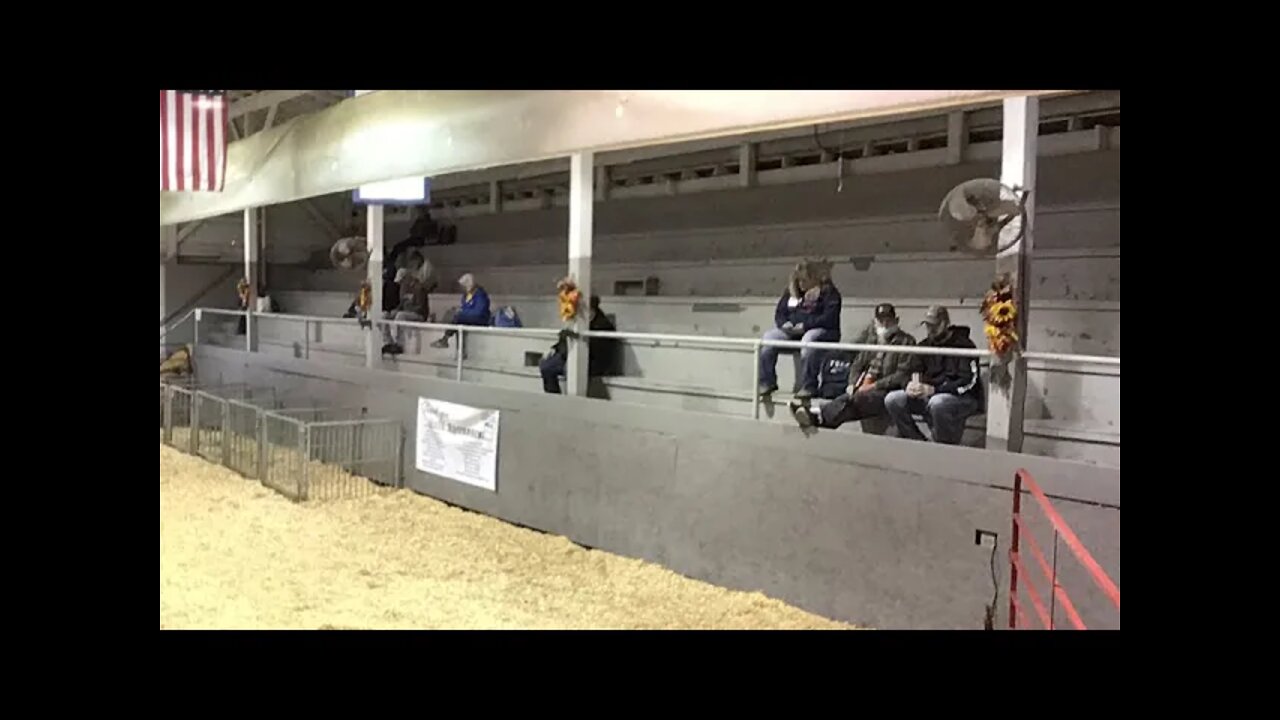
[221,401,231,467]
[257,411,268,483]
[163,385,173,444]
[189,393,201,454]
[300,425,311,502]
[751,341,762,419]
[303,319,310,360]
[455,327,465,381]
[1008,471,1023,629]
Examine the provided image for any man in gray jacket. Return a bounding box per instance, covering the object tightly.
[792,303,916,432]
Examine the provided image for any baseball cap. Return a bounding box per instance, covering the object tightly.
[874,303,897,320]
[920,305,950,326]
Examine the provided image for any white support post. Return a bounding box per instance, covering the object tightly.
[738,142,756,187]
[566,151,594,397]
[243,208,260,352]
[365,204,385,368]
[489,180,502,213]
[595,166,610,202]
[946,111,967,165]
[985,96,1039,453]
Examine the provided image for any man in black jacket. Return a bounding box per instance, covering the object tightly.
[792,303,915,433]
[539,295,619,394]
[884,305,983,445]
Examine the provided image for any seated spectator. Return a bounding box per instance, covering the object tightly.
[432,273,491,349]
[884,305,983,445]
[791,303,916,433]
[758,261,842,400]
[540,296,618,394]
[380,250,431,356]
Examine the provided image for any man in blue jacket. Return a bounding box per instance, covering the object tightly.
[432,273,491,349]
[758,264,843,400]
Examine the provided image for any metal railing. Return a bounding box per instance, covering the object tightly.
[160,380,404,503]
[170,308,1121,421]
[1008,469,1120,629]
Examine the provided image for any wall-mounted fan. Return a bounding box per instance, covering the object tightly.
[938,179,1031,255]
[329,235,369,270]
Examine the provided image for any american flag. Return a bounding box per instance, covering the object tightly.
[160,90,228,192]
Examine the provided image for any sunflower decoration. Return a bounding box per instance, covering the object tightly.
[981,274,1021,386]
[352,280,374,329]
[556,275,582,322]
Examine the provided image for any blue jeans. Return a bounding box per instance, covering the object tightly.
[540,352,567,394]
[884,390,981,445]
[759,327,839,392]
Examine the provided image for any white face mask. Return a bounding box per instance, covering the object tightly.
[875,323,895,339]
[394,268,408,282]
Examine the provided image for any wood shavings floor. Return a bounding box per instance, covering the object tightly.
[159,444,854,630]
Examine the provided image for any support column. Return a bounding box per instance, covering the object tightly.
[242,208,260,352]
[160,225,176,345]
[738,142,756,188]
[985,96,1038,453]
[566,151,594,397]
[946,110,967,165]
[365,204,385,368]
[595,166,610,202]
[489,180,503,214]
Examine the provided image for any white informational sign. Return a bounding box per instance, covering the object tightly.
[415,398,500,491]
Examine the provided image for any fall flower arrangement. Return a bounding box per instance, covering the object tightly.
[557,276,581,322]
[981,273,1019,389]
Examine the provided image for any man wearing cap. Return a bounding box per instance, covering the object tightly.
[884,305,983,445]
[791,303,916,432]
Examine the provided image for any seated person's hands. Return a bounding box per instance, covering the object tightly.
[906,381,936,399]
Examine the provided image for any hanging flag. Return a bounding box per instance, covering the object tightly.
[160,90,228,192]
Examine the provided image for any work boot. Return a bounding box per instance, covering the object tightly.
[794,387,814,401]
[387,343,404,356]
[757,383,778,399]
[430,338,450,349]
[790,401,815,429]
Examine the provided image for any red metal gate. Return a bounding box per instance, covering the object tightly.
[1009,469,1120,629]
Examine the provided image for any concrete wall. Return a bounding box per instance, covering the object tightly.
[194,345,1120,630]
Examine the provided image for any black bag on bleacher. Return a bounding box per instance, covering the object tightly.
[817,351,856,399]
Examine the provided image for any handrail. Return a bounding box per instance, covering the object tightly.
[187,307,1121,366]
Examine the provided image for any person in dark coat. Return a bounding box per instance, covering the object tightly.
[791,303,916,434]
[539,295,619,394]
[757,262,843,400]
[884,305,984,445]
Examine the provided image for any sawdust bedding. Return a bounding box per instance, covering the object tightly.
[159,443,854,630]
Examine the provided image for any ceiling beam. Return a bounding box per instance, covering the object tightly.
[228,90,312,119]
[162,90,1069,225]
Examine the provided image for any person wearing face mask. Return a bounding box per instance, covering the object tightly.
[791,303,915,432]
[884,304,983,445]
